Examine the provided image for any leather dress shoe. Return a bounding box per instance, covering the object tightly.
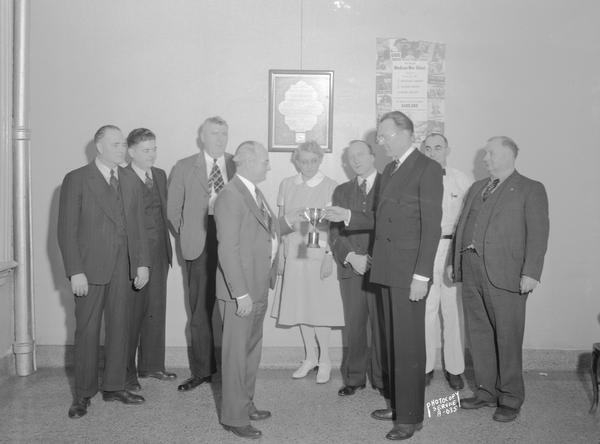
[444,371,465,390]
[371,408,394,421]
[386,422,422,440]
[338,384,366,396]
[102,390,145,404]
[177,375,211,392]
[138,370,177,380]
[493,405,519,422]
[460,396,497,409]
[249,409,271,421]
[68,397,90,419]
[125,379,141,392]
[425,370,434,386]
[222,424,262,439]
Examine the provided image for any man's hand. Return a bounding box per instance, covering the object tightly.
[320,253,333,279]
[409,278,429,301]
[134,267,150,290]
[347,253,370,275]
[323,206,350,223]
[520,275,538,294]
[236,295,253,317]
[70,273,88,297]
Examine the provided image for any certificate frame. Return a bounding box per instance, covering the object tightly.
[268,69,334,153]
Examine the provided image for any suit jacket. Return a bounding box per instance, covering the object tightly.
[348,149,443,288]
[58,162,150,284]
[126,165,173,266]
[167,151,235,261]
[214,176,292,302]
[330,174,381,280]
[453,171,549,292]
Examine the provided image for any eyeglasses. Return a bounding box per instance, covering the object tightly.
[376,132,397,143]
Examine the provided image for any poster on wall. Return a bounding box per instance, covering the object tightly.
[376,38,446,143]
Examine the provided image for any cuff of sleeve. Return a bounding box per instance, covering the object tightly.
[344,210,351,226]
[236,294,249,300]
[413,274,430,282]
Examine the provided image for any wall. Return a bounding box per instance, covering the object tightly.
[29,0,600,351]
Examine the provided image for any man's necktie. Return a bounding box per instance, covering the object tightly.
[255,189,273,235]
[110,169,119,193]
[391,159,400,175]
[482,178,500,201]
[359,178,367,197]
[144,172,153,189]
[442,168,446,176]
[208,158,224,194]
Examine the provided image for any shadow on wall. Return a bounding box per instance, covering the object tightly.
[472,147,488,181]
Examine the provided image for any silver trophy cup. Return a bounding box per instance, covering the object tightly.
[303,207,325,248]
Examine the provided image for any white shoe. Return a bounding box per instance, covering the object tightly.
[316,362,331,384]
[292,360,317,379]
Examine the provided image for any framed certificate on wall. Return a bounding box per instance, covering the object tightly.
[268,70,334,153]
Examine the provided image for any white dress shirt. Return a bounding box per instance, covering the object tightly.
[130,162,152,183]
[95,157,118,184]
[441,167,472,236]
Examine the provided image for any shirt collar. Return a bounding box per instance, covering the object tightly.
[204,150,224,166]
[130,162,151,182]
[394,145,417,166]
[491,168,516,185]
[358,169,377,187]
[293,170,325,187]
[236,173,257,201]
[95,157,118,182]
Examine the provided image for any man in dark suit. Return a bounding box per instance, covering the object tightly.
[326,111,443,440]
[58,125,150,418]
[124,128,176,391]
[214,141,295,440]
[329,140,384,397]
[167,116,235,391]
[452,136,549,422]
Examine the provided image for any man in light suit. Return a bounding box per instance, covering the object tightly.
[125,128,176,391]
[326,111,443,440]
[452,136,549,422]
[168,116,235,391]
[214,141,294,440]
[58,125,149,418]
[329,140,384,397]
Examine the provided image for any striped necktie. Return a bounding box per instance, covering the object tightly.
[109,169,119,193]
[208,158,224,194]
[482,178,500,201]
[144,172,153,189]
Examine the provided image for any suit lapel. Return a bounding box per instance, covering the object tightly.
[378,150,420,208]
[118,166,134,214]
[85,162,120,225]
[232,176,271,233]
[488,171,521,215]
[194,152,210,193]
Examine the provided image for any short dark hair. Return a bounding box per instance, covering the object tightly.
[379,111,414,135]
[348,139,374,155]
[488,136,519,157]
[94,125,121,143]
[127,128,156,147]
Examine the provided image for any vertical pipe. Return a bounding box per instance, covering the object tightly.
[12,0,35,376]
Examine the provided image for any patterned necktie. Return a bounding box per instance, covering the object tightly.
[208,158,224,194]
[391,159,400,175]
[144,171,153,189]
[482,178,500,201]
[109,169,119,193]
[255,189,273,235]
[358,178,367,197]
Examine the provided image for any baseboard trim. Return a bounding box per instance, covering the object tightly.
[30,345,592,372]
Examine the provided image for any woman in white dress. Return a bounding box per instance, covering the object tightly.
[273,141,344,384]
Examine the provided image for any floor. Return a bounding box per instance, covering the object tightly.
[0,366,598,443]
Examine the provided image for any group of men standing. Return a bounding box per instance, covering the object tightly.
[325,111,549,440]
[57,110,548,441]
